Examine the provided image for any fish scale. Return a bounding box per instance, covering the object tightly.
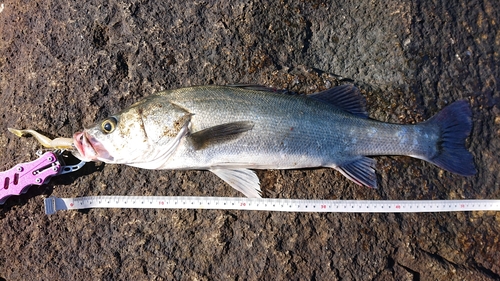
[156,87,429,169]
[161,87,355,165]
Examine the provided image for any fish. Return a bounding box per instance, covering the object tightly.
[72,85,476,197]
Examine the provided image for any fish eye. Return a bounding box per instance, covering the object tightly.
[101,117,118,134]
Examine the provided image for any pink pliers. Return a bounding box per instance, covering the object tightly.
[0,151,85,204]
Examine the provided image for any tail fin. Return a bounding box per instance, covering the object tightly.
[424,100,476,176]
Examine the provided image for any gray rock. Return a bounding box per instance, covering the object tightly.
[0,0,498,280]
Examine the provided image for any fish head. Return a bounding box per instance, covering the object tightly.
[72,96,191,165]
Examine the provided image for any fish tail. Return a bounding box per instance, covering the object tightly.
[423,100,476,176]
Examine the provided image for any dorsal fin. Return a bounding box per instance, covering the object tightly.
[228,84,368,117]
[227,84,295,95]
[309,85,368,118]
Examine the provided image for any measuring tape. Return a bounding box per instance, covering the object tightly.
[44,196,500,215]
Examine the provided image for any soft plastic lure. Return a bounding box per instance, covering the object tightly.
[8,128,74,150]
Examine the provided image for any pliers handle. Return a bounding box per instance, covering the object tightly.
[0,151,84,204]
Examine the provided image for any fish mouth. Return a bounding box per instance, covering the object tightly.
[73,131,113,162]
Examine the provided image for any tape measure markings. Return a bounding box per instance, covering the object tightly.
[44,196,500,215]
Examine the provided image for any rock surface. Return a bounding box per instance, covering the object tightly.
[0,0,499,280]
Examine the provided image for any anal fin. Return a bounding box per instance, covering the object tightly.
[210,168,262,198]
[334,157,377,188]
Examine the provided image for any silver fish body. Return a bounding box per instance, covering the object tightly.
[73,85,476,197]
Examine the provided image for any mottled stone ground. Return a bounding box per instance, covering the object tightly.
[0,0,498,280]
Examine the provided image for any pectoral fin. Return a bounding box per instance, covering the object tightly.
[189,121,254,150]
[334,157,377,188]
[210,168,262,198]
